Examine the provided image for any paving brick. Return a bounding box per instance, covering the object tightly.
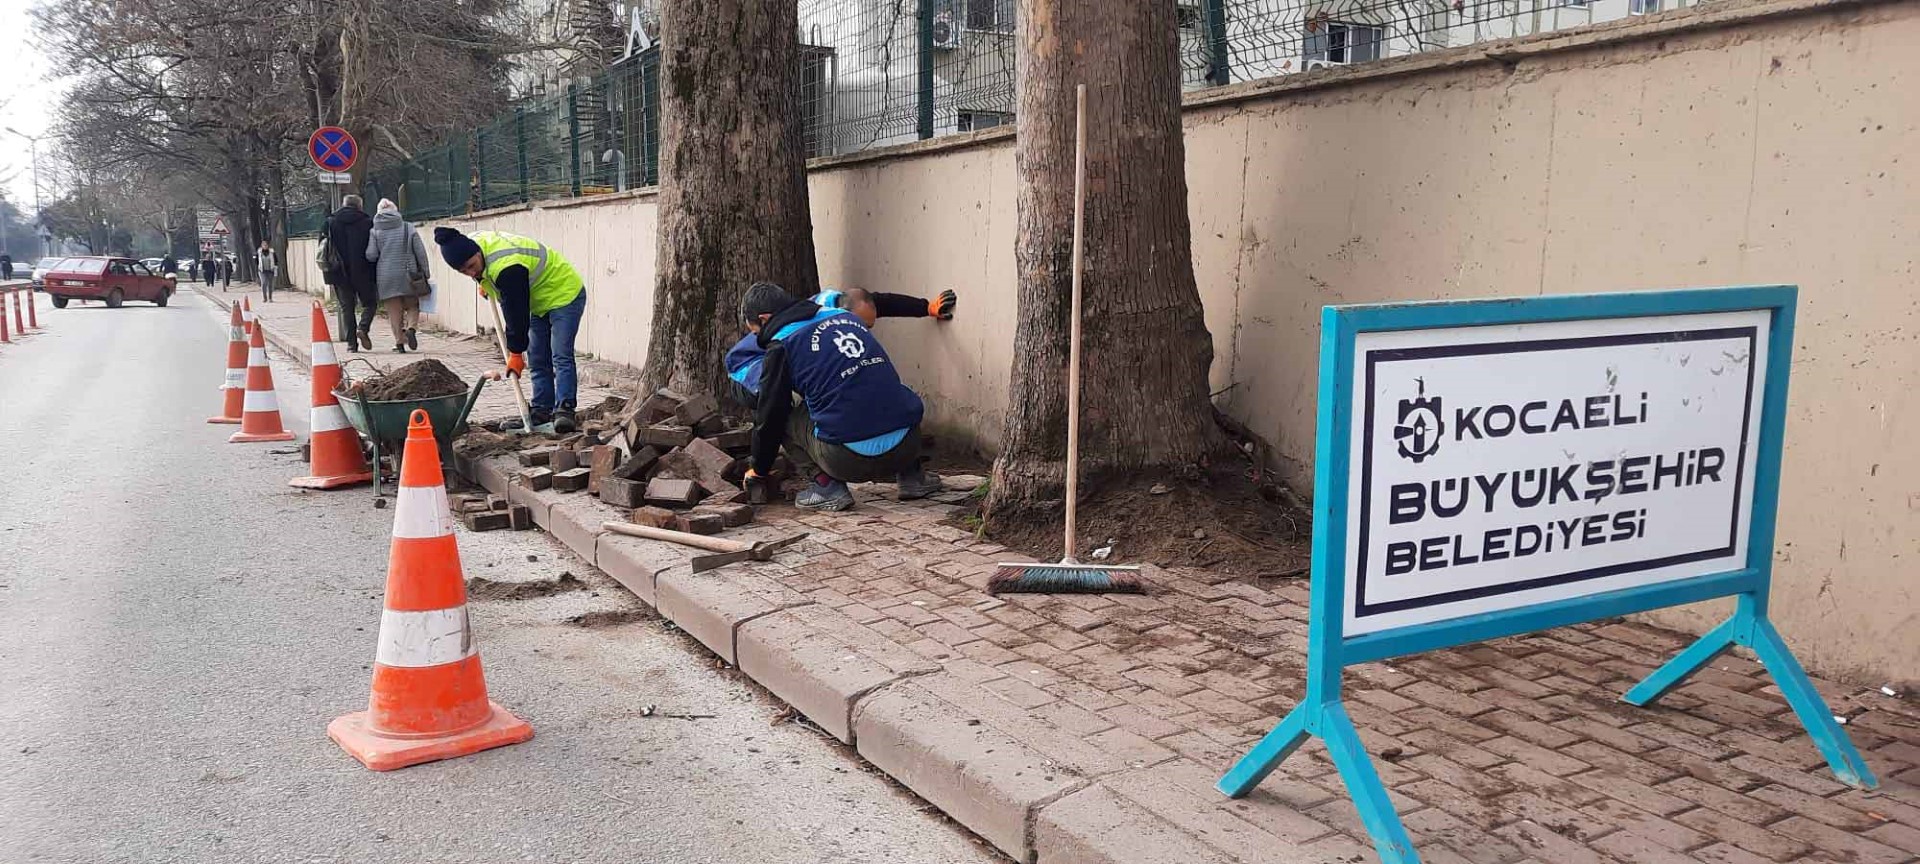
[551,466,590,492]
[916,673,1130,777]
[1031,700,1116,737]
[1579,797,1708,851]
[981,675,1055,710]
[736,609,933,743]
[644,477,703,507]
[1864,821,1920,855]
[853,683,1082,862]
[1399,729,1507,770]
[653,568,803,664]
[1746,783,1880,831]
[1724,754,1850,797]
[1107,759,1337,852]
[598,476,645,507]
[1671,807,1811,861]
[1561,741,1682,786]
[1486,762,1606,806]
[1690,842,1778,864]
[1122,666,1204,698]
[1479,736,1592,777]
[1099,703,1186,740]
[640,423,694,448]
[1084,727,1177,769]
[1587,829,1701,864]
[1401,804,1530,864]
[1565,768,1693,817]
[1768,816,1909,864]
[517,466,554,490]
[1033,782,1234,864]
[1402,753,1517,798]
[1051,680,1127,713]
[1400,778,1515,832]
[1626,721,1739,760]
[505,477,552,529]
[670,511,724,535]
[1402,706,1505,743]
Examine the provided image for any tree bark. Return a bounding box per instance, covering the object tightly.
[986,0,1220,521]
[644,0,818,399]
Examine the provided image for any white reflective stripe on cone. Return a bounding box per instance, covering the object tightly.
[243,390,280,412]
[312,341,338,366]
[392,485,455,539]
[375,607,474,668]
[311,403,352,434]
[229,326,244,341]
[247,348,268,366]
[223,369,246,388]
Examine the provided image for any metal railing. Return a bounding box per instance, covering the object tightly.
[290,0,1675,235]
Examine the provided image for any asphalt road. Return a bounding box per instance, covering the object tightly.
[0,289,996,863]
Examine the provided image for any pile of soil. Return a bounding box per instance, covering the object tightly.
[968,469,1312,578]
[356,359,469,402]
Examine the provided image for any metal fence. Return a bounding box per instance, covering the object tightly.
[290,0,1681,235]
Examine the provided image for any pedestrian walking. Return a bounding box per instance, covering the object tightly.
[204,254,217,289]
[220,255,231,290]
[322,195,377,352]
[256,241,277,303]
[1,252,14,281]
[435,226,585,432]
[365,199,430,354]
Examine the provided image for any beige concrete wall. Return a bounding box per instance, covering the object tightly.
[289,0,1920,684]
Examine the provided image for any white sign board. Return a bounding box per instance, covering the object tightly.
[1342,309,1770,635]
[316,171,354,185]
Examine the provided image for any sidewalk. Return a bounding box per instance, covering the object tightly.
[233,279,1920,864]
[192,280,631,424]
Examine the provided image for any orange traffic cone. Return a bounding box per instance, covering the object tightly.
[291,304,372,489]
[207,303,248,424]
[329,409,533,771]
[241,296,254,329]
[23,286,36,330]
[9,287,23,336]
[228,321,296,443]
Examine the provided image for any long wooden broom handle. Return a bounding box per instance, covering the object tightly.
[488,293,536,431]
[1063,84,1087,565]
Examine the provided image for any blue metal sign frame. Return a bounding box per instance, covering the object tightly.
[1216,286,1875,864]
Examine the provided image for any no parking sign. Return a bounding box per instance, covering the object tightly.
[308,126,358,174]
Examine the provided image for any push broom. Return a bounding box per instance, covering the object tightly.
[989,84,1143,596]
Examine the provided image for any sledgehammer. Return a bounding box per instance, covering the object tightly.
[600,522,807,573]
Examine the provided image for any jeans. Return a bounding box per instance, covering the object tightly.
[528,289,586,414]
[260,269,276,301]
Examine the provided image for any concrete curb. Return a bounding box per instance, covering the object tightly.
[467,452,1104,862]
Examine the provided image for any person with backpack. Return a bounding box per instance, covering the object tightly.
[321,195,377,352]
[365,199,430,353]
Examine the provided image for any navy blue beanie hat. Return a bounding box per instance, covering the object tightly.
[435,227,482,269]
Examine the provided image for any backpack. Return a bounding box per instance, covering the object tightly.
[316,221,345,281]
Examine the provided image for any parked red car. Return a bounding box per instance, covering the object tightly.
[44,257,175,308]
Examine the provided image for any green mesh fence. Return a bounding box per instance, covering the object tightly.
[290,0,1625,237]
[287,202,330,237]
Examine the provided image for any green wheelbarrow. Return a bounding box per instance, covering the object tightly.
[335,375,488,497]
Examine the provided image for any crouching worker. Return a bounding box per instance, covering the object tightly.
[434,226,587,433]
[725,286,956,408]
[741,282,943,511]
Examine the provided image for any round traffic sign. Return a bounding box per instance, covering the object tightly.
[308,126,358,173]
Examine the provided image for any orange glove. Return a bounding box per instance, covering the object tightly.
[504,352,525,378]
[928,289,957,320]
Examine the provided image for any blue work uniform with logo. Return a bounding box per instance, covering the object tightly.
[749,301,924,477]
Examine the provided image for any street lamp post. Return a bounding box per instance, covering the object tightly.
[4,127,45,257]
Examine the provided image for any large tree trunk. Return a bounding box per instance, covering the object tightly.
[986,0,1220,522]
[644,0,818,399]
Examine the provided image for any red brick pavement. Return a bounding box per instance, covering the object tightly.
[466,448,1920,864]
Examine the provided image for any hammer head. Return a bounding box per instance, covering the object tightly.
[689,533,808,573]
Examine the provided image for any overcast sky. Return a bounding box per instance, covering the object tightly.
[0,0,62,215]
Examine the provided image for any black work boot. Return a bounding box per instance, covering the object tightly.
[553,401,579,434]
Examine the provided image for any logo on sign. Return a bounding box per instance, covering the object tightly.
[1393,379,1443,464]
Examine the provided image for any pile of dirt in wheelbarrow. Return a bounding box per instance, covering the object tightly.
[348,359,469,402]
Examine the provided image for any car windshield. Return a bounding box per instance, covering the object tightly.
[53,258,109,275]
[35,257,63,269]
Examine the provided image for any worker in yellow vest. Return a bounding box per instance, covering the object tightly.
[435,227,588,432]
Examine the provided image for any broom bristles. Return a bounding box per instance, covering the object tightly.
[988,562,1145,595]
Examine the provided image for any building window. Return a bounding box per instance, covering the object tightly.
[957,110,1013,132]
[962,0,1015,32]
[1629,0,1658,12]
[1304,22,1385,64]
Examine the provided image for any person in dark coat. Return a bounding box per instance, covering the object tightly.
[323,195,378,351]
[219,255,231,289]
[1,253,14,281]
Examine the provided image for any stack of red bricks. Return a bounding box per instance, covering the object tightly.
[509,387,758,537]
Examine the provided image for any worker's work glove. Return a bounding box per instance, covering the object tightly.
[929,289,957,321]
[743,468,772,505]
[504,352,526,378]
